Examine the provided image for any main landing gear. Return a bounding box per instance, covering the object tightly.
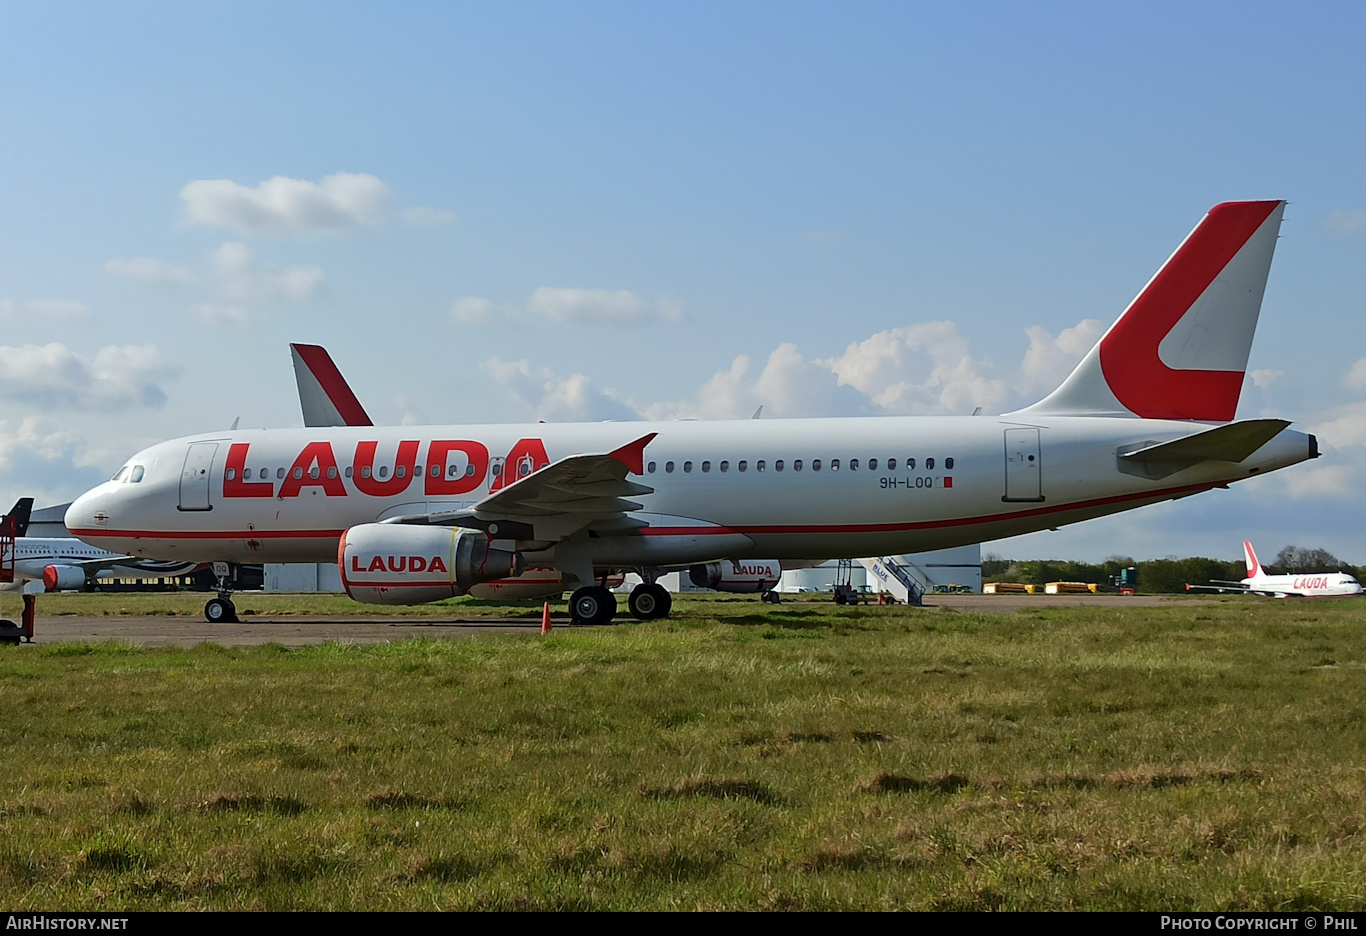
[567,579,673,625]
[204,562,238,623]
[628,582,672,620]
[569,585,617,626]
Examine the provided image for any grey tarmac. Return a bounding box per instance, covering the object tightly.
[12,594,1195,648]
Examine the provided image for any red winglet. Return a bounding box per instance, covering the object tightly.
[608,433,657,475]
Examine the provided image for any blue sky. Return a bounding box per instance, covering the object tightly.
[2,2,1364,562]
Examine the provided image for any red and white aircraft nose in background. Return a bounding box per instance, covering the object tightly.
[67,201,1321,624]
[1187,541,1362,598]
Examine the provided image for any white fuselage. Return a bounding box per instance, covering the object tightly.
[64,415,1315,572]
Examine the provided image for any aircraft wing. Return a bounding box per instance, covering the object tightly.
[388,433,657,542]
[1185,582,1250,593]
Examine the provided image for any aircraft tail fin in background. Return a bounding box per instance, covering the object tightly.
[3,498,33,538]
[291,344,374,428]
[1244,540,1266,580]
[1013,200,1286,421]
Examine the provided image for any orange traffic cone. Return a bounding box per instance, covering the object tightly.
[541,601,552,634]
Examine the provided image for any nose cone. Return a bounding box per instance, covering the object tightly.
[65,484,114,538]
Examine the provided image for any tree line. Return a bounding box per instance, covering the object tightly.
[980,546,1359,594]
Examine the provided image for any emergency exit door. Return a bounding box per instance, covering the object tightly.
[1003,428,1043,502]
[179,443,218,511]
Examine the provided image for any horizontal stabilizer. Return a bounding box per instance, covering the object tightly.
[1118,419,1290,478]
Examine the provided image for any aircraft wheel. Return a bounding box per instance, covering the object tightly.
[629,583,672,620]
[0,620,20,645]
[762,590,781,604]
[205,598,237,624]
[569,586,616,625]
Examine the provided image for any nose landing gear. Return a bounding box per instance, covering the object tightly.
[203,562,239,623]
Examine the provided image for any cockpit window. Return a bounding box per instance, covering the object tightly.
[112,466,130,482]
[112,465,145,483]
[129,466,144,483]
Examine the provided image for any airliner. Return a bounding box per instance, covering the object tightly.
[1186,541,1362,598]
[0,498,203,593]
[66,200,1319,625]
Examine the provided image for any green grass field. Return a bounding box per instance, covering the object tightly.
[2,596,1364,910]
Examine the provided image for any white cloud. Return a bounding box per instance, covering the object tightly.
[1310,403,1366,449]
[0,343,176,411]
[1249,369,1285,389]
[1019,319,1104,395]
[451,297,497,325]
[0,299,92,321]
[1284,464,1354,500]
[526,287,649,323]
[1344,357,1366,394]
[104,257,195,285]
[1326,210,1366,236]
[191,304,254,326]
[452,288,678,326]
[825,322,1010,415]
[181,171,389,235]
[403,206,456,226]
[483,358,636,422]
[212,241,322,302]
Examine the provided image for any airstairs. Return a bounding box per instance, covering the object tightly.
[858,556,925,606]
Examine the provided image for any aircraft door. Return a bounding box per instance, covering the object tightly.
[1003,428,1043,502]
[179,443,218,511]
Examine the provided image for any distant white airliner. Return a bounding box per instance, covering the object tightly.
[66,201,1320,625]
[0,499,203,593]
[1187,541,1362,598]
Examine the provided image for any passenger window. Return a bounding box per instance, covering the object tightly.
[243,468,252,480]
[379,466,389,478]
[793,460,802,472]
[812,459,821,471]
[293,467,304,480]
[225,468,236,481]
[465,464,476,477]
[328,467,338,479]
[446,464,457,477]
[396,465,406,479]
[830,459,839,471]
[345,467,354,478]
[850,459,858,471]
[907,458,915,470]
[361,466,371,479]
[647,461,656,473]
[945,457,954,470]
[756,460,765,472]
[701,461,710,472]
[491,463,502,477]
[739,460,748,472]
[684,461,693,473]
[433,465,442,478]
[888,458,897,470]
[720,461,729,472]
[666,461,675,473]
[277,467,285,480]
[309,466,320,479]
[775,460,784,472]
[926,457,935,470]
[868,458,878,470]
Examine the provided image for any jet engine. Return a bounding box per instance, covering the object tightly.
[688,559,782,593]
[339,523,523,605]
[43,565,87,592]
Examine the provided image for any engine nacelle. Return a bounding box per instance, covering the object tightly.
[43,565,88,592]
[688,559,782,593]
[340,524,523,605]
